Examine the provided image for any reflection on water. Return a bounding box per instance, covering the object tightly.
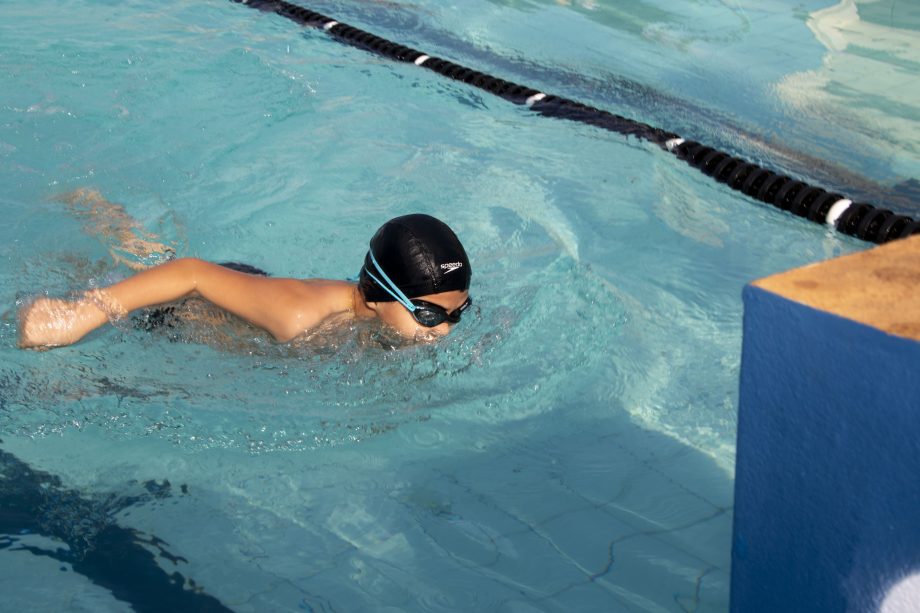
[485,0,675,37]
[776,0,920,182]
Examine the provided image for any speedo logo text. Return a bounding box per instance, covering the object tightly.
[440,262,463,274]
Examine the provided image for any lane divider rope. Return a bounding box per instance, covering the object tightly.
[232,0,920,244]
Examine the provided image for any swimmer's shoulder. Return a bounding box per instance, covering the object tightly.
[268,278,356,341]
[295,278,354,297]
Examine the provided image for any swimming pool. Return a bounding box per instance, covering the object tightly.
[1,0,917,610]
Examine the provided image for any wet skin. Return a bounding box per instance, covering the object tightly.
[18,258,469,349]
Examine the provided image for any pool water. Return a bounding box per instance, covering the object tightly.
[1,0,917,610]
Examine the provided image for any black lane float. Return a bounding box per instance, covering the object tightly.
[232,0,920,244]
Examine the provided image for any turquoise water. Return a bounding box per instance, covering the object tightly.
[1,0,917,610]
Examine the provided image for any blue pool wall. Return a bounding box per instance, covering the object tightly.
[732,285,920,612]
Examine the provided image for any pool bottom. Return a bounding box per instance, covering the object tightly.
[0,398,731,612]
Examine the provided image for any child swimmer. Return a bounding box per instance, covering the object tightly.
[18,211,472,349]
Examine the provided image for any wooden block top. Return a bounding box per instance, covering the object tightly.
[753,235,920,341]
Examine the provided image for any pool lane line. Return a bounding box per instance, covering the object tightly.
[232,0,920,245]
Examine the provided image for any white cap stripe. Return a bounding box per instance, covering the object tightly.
[825,199,853,227]
[665,138,685,151]
[525,92,546,107]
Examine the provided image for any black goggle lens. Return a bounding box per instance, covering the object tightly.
[410,297,472,327]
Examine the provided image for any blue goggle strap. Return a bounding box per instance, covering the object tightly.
[365,250,417,312]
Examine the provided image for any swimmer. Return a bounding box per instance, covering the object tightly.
[17,205,472,349]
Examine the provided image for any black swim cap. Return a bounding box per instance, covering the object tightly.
[358,214,471,302]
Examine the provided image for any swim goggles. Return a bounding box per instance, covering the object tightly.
[365,250,472,327]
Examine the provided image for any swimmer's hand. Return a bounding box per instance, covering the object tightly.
[18,296,109,349]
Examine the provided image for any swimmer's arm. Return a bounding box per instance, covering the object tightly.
[19,258,314,348]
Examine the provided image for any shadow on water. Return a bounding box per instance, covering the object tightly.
[0,441,230,612]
